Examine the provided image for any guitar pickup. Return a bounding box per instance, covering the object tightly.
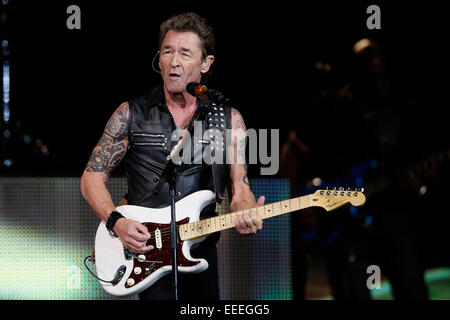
[154,228,162,250]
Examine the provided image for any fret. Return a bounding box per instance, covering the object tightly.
[263,203,274,218]
[200,219,207,234]
[219,215,227,230]
[231,212,237,227]
[290,197,301,211]
[213,214,218,233]
[227,212,234,228]
[201,219,207,234]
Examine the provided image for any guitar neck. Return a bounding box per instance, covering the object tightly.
[179,195,312,241]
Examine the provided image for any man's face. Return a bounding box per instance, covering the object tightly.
[159,30,214,94]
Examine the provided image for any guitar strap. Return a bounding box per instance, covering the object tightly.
[205,102,231,204]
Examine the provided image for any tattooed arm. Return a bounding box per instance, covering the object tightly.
[81,102,129,220]
[228,107,265,234]
[80,102,152,253]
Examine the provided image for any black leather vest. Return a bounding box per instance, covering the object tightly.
[125,86,231,217]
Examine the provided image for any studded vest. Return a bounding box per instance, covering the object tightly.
[124,86,231,217]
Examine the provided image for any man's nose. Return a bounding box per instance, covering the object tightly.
[170,53,181,68]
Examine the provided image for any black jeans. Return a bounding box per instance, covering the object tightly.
[138,241,220,300]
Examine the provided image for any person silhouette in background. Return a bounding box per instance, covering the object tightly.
[284,39,429,300]
[324,38,429,300]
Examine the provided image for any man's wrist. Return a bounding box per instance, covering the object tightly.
[106,211,125,237]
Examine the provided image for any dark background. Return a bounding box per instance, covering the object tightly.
[1,1,447,175]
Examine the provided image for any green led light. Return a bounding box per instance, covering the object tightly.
[0,224,108,300]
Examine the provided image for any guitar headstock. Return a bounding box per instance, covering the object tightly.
[312,187,366,212]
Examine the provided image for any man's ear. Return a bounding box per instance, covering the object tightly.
[201,55,215,74]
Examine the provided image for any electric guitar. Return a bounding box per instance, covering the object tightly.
[93,188,366,296]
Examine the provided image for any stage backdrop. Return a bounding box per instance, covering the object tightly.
[0,177,292,300]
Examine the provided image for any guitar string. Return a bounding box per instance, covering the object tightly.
[125,193,360,255]
[146,191,359,239]
[149,197,305,239]
[127,200,303,255]
[152,206,269,238]
[144,210,251,240]
[142,192,361,241]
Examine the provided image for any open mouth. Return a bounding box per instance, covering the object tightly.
[169,73,181,79]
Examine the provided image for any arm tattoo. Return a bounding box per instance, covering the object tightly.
[85,103,130,176]
[232,107,246,130]
[231,108,250,186]
[232,107,247,162]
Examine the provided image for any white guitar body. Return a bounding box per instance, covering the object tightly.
[94,190,215,297]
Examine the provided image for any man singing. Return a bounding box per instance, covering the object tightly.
[81,12,264,300]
